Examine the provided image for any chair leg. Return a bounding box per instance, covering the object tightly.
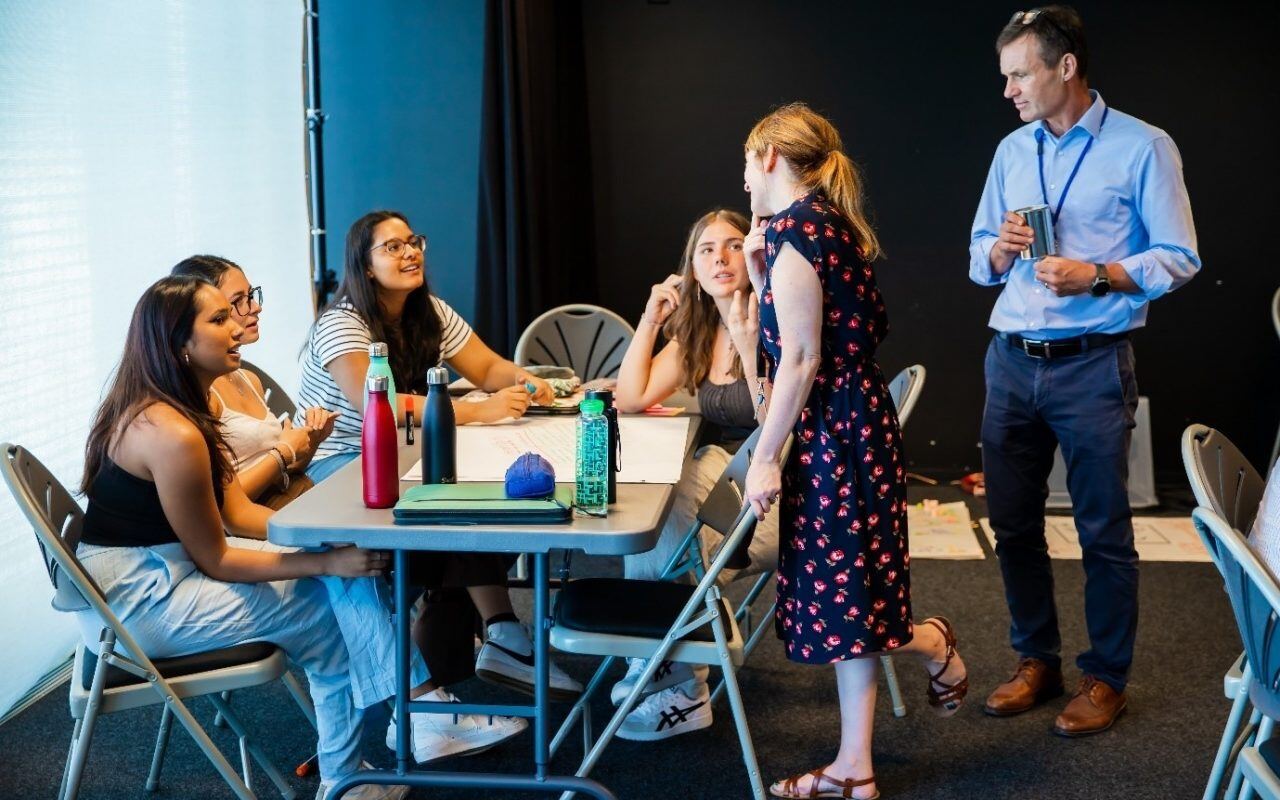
[710,609,765,800]
[213,689,231,728]
[64,641,115,800]
[1241,715,1275,800]
[164,692,255,800]
[711,598,775,705]
[145,704,174,792]
[59,717,82,800]
[551,655,615,758]
[1229,708,1265,800]
[1205,675,1253,800]
[282,671,319,731]
[209,692,297,800]
[881,655,907,718]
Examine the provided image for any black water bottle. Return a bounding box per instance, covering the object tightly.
[585,388,618,504]
[422,366,456,484]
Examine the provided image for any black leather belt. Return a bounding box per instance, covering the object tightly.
[999,331,1129,359]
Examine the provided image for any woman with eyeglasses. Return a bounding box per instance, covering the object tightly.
[171,255,337,507]
[296,209,582,709]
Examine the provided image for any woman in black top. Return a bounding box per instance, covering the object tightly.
[75,276,523,798]
[609,209,780,742]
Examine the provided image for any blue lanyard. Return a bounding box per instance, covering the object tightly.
[1037,106,1109,227]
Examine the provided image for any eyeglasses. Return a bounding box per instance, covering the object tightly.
[369,234,427,258]
[230,286,263,315]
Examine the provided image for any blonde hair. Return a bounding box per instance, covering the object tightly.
[745,102,881,260]
[663,209,749,393]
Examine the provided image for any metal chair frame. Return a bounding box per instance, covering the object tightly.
[1,443,316,800]
[1183,425,1268,800]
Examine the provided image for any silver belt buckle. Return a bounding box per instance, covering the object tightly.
[1021,338,1051,359]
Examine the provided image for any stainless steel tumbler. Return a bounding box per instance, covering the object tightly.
[1015,204,1056,260]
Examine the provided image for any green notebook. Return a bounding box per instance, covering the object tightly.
[393,482,573,525]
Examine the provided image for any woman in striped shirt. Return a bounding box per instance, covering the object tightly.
[298,209,582,706]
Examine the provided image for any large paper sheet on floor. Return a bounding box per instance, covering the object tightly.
[403,416,691,484]
[908,501,986,560]
[978,516,1211,562]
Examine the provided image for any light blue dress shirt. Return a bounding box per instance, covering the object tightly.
[969,91,1201,338]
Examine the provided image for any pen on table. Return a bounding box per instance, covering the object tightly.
[405,408,414,445]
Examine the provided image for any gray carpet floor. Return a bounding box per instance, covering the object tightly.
[0,485,1235,799]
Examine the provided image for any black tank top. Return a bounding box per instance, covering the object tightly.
[80,458,223,547]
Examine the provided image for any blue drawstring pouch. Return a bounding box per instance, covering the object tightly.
[505,452,556,498]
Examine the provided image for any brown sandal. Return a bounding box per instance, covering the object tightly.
[923,616,968,717]
[769,769,879,799]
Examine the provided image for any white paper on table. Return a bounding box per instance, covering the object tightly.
[401,415,691,484]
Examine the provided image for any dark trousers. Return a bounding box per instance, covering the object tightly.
[981,335,1139,693]
[408,552,516,687]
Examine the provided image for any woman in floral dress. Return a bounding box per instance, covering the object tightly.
[729,103,969,799]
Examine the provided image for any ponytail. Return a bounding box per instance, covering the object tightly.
[746,102,882,260]
[816,150,881,260]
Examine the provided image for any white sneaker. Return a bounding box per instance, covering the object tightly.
[609,658,698,706]
[315,779,409,800]
[384,688,527,764]
[617,678,713,741]
[475,621,584,701]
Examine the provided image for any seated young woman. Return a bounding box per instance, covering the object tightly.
[296,209,581,701]
[74,276,525,800]
[609,208,780,741]
[171,255,337,509]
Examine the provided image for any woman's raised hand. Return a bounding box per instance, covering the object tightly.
[744,215,769,293]
[726,289,760,361]
[278,421,315,468]
[641,274,682,328]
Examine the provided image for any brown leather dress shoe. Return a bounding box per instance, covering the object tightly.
[983,657,1064,716]
[1052,675,1126,737]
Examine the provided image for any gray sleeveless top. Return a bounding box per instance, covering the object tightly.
[697,377,755,452]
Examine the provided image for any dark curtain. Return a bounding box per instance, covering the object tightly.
[475,0,599,355]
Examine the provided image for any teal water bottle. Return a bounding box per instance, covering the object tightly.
[575,398,609,515]
[366,342,398,417]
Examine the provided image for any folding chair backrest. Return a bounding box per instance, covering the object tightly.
[514,304,634,380]
[240,359,298,420]
[1182,425,1266,568]
[1,443,148,659]
[697,427,762,537]
[887,364,926,428]
[1195,507,1280,720]
[2,443,94,613]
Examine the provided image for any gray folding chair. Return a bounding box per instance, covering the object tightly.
[1194,507,1280,800]
[675,364,927,717]
[1183,424,1268,800]
[514,304,634,380]
[1,443,316,800]
[549,435,794,800]
[241,359,299,421]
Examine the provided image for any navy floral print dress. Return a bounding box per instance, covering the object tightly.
[760,191,911,664]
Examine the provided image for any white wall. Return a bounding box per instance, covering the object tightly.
[0,1,312,719]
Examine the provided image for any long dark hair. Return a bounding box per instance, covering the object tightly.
[82,276,233,495]
[663,209,749,393]
[170,254,241,286]
[316,210,443,393]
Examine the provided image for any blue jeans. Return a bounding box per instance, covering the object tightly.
[981,335,1139,693]
[74,541,427,783]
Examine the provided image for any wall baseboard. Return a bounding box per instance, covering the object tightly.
[0,655,73,727]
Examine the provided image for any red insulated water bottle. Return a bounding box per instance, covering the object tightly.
[362,374,399,508]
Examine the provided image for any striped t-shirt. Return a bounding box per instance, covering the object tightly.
[297,298,473,461]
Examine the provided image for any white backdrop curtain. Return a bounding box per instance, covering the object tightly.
[0,1,312,719]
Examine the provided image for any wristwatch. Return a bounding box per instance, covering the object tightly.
[1089,263,1111,297]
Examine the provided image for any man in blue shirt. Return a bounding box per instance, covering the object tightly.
[969,6,1199,737]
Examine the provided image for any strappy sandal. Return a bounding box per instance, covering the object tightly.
[769,769,879,799]
[923,616,968,717]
